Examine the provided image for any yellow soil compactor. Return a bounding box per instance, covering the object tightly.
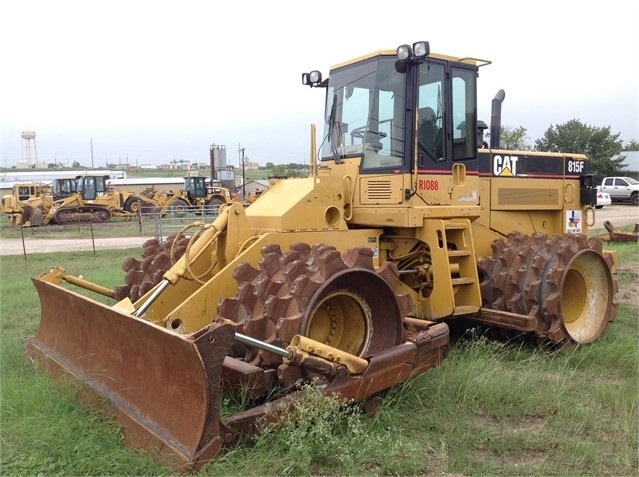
[26,41,617,471]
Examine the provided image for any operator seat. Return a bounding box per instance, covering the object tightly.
[418,107,442,159]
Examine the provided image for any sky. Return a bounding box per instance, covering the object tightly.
[1,1,638,169]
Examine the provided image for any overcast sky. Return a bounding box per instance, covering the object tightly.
[1,1,637,169]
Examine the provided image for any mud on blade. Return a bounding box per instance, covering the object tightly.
[26,277,236,472]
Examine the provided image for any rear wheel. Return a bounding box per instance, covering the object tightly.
[124,197,140,213]
[478,232,618,346]
[125,196,156,214]
[126,196,160,214]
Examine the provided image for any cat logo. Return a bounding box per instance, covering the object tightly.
[493,155,519,176]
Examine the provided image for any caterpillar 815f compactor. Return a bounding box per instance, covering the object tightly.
[26,41,618,471]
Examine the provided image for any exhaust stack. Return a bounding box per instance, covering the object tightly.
[490,89,505,149]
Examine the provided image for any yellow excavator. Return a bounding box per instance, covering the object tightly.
[27,41,617,471]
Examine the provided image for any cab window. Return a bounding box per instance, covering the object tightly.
[417,62,446,162]
[322,57,405,170]
[451,67,477,161]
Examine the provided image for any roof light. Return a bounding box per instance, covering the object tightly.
[396,41,430,63]
[396,44,411,61]
[413,41,430,58]
[302,70,322,87]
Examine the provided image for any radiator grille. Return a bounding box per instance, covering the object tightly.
[366,180,393,200]
[498,188,559,206]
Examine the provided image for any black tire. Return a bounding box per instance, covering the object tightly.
[205,197,224,214]
[124,197,143,214]
[206,197,224,207]
[164,198,189,216]
[631,193,638,206]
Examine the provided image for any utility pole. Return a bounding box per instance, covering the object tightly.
[240,147,246,200]
[209,144,216,181]
[90,138,94,169]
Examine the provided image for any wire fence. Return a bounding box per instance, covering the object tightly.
[139,204,220,242]
[3,205,221,246]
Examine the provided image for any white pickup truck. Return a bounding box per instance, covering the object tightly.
[597,176,639,205]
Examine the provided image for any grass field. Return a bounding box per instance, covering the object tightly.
[0,240,637,476]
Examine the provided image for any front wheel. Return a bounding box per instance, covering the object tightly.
[163,198,189,216]
[631,193,638,205]
[205,197,224,214]
[215,243,409,366]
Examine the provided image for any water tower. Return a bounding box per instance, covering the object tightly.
[19,129,38,168]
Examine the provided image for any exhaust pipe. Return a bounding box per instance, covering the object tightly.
[489,89,505,149]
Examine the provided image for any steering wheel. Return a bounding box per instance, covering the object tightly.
[350,126,387,141]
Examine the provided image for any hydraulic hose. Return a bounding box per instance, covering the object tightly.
[133,205,231,317]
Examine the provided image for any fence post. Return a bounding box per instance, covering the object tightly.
[20,224,27,260]
[154,214,161,243]
[90,219,96,254]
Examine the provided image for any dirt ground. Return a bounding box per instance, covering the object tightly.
[590,204,639,232]
[0,235,153,256]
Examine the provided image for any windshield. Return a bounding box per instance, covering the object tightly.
[623,177,639,185]
[321,56,406,170]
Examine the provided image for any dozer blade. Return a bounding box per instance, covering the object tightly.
[25,277,236,472]
[20,205,44,227]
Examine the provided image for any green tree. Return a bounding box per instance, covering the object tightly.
[622,139,639,151]
[499,126,532,150]
[269,164,302,178]
[534,119,626,179]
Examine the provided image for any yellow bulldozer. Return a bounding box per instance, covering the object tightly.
[2,177,81,226]
[26,41,617,472]
[19,174,136,226]
[2,182,51,226]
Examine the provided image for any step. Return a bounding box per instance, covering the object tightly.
[444,222,468,230]
[453,305,479,316]
[468,308,537,331]
[451,277,475,286]
[447,249,471,257]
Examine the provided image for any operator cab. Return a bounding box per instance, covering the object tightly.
[75,175,108,200]
[303,41,489,173]
[52,178,77,200]
[184,176,207,200]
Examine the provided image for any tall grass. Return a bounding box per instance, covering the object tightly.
[0,241,637,476]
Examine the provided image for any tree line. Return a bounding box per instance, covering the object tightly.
[498,120,637,179]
